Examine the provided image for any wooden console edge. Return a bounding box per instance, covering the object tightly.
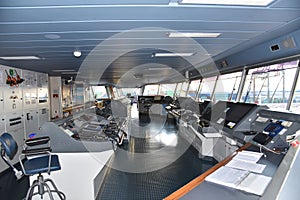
[163,142,252,200]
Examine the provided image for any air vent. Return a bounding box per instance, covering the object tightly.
[270,44,280,52]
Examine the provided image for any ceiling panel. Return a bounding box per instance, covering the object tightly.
[0,0,299,86]
[1,6,299,22]
[0,21,282,35]
[0,0,170,7]
[271,0,300,8]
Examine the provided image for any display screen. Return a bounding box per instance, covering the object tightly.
[201,101,227,122]
[153,96,161,101]
[226,102,257,124]
[201,101,257,129]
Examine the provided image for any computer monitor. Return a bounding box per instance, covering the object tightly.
[201,101,227,122]
[201,101,257,129]
[223,102,257,129]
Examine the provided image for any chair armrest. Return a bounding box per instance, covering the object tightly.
[22,147,52,156]
[25,136,50,146]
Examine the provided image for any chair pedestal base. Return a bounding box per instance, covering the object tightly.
[26,174,65,200]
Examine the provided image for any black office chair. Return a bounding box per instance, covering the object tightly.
[0,132,65,200]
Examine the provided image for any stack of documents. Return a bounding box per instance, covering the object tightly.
[205,150,272,196]
[205,166,249,188]
[226,150,266,173]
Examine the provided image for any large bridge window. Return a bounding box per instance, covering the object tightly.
[175,82,183,97]
[214,72,242,102]
[112,87,119,97]
[120,88,141,96]
[158,84,176,96]
[240,61,298,111]
[143,84,159,95]
[180,81,189,97]
[187,80,201,100]
[198,76,217,101]
[289,60,300,113]
[92,86,109,99]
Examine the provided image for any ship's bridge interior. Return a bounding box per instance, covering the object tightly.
[0,0,300,200]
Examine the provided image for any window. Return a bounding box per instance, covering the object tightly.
[289,60,300,113]
[85,85,95,103]
[214,72,242,101]
[112,87,119,97]
[117,88,123,96]
[143,84,159,95]
[175,82,183,97]
[241,61,298,111]
[187,80,201,100]
[73,83,84,105]
[198,76,217,101]
[180,81,189,97]
[158,84,177,96]
[92,86,109,99]
[120,88,142,96]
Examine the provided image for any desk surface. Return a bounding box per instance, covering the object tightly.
[36,122,113,153]
[165,144,285,200]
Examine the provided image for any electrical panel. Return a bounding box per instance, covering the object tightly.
[0,112,6,172]
[0,112,25,172]
[37,72,49,128]
[49,76,62,119]
[37,72,49,108]
[22,70,39,136]
[22,70,37,110]
[38,108,50,129]
[2,67,23,114]
[0,115,5,134]
[0,65,50,172]
[24,109,39,138]
[37,72,48,88]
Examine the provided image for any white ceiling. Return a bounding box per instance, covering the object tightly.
[0,0,299,86]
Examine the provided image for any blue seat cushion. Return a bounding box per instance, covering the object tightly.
[23,155,61,175]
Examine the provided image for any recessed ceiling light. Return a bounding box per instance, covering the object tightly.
[52,69,76,72]
[168,32,221,38]
[73,50,81,58]
[179,0,274,6]
[152,53,194,57]
[146,67,172,70]
[61,72,80,75]
[44,34,61,39]
[0,56,40,60]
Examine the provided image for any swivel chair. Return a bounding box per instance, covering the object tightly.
[0,132,65,200]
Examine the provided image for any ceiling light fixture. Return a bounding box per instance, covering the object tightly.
[179,0,274,6]
[52,69,76,72]
[61,72,80,75]
[44,34,61,40]
[0,56,40,60]
[152,53,194,57]
[146,67,172,70]
[73,50,81,58]
[168,32,221,38]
